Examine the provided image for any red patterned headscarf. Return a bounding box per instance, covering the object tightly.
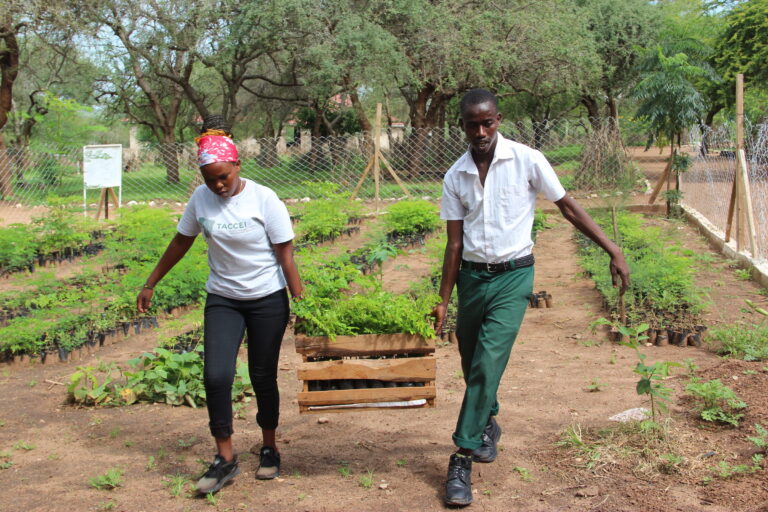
[195,131,238,167]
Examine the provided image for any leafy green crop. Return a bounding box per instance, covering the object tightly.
[68,346,252,407]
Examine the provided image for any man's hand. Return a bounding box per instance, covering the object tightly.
[137,288,154,314]
[610,252,631,295]
[431,303,448,337]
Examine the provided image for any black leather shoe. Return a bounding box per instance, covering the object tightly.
[445,453,473,506]
[472,416,502,463]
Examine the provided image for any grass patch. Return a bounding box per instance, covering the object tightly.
[709,323,768,361]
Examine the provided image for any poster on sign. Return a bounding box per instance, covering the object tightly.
[83,144,122,188]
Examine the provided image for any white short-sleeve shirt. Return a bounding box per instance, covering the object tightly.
[440,135,566,263]
[177,178,294,300]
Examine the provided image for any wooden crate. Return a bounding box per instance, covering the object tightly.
[294,333,436,414]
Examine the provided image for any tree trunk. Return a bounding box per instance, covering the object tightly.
[580,95,601,130]
[0,135,12,199]
[0,19,19,199]
[159,130,180,184]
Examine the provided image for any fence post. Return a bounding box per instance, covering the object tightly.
[725,74,757,256]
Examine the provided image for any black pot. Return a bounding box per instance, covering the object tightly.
[58,347,69,362]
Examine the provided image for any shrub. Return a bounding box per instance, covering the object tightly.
[383,199,439,236]
[685,379,747,427]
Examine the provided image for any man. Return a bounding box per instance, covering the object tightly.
[433,89,630,506]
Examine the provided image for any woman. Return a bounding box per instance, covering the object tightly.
[137,115,302,494]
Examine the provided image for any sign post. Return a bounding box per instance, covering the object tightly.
[83,144,122,219]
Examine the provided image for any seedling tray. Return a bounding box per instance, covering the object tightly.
[294,333,436,414]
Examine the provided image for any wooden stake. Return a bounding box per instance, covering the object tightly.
[738,149,758,256]
[350,103,411,202]
[648,157,672,204]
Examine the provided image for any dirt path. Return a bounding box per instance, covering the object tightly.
[3,214,748,512]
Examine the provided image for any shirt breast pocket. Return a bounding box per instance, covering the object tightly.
[499,184,528,225]
[458,187,478,212]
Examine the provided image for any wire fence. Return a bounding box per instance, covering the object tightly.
[0,120,647,225]
[684,122,768,261]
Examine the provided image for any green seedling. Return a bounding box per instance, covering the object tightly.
[396,458,408,467]
[28,380,37,387]
[452,370,464,380]
[98,500,117,511]
[177,437,197,449]
[613,323,681,421]
[298,493,308,501]
[89,467,124,490]
[145,456,157,471]
[205,492,218,506]
[0,460,14,470]
[337,462,351,478]
[291,469,302,478]
[124,441,134,448]
[164,474,190,498]
[109,428,121,439]
[513,466,532,481]
[734,269,751,281]
[358,469,375,489]
[13,441,35,451]
[747,424,768,452]
[587,380,606,392]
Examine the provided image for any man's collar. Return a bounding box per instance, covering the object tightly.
[456,135,515,174]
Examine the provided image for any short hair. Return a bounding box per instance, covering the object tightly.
[460,89,498,115]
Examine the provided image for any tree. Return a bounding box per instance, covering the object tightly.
[497,1,600,146]
[82,0,202,184]
[0,12,21,198]
[633,47,710,209]
[713,0,768,103]
[576,0,660,127]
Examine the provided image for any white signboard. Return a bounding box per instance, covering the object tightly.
[83,144,122,188]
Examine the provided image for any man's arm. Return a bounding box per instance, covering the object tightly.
[432,220,464,336]
[554,194,630,293]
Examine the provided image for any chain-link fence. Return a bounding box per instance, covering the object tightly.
[0,121,643,225]
[684,122,768,261]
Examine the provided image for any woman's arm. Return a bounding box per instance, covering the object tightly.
[136,233,197,313]
[273,239,303,300]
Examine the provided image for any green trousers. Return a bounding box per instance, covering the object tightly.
[452,264,534,449]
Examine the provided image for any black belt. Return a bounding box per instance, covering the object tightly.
[461,254,535,273]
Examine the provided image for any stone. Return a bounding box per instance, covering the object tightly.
[575,486,600,498]
[127,200,138,206]
[608,407,650,422]
[317,417,329,424]
[379,483,388,490]
[300,197,311,203]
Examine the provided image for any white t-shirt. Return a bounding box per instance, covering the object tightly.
[177,178,295,300]
[440,135,566,263]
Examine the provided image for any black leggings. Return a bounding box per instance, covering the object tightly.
[203,289,289,438]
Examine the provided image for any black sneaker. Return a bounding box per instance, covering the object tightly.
[195,454,240,494]
[444,453,473,506]
[472,416,502,463]
[256,446,281,480]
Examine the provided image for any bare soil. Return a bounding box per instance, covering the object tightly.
[0,151,766,511]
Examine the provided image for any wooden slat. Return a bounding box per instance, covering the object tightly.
[297,385,436,407]
[299,399,435,414]
[298,357,435,381]
[295,333,435,357]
